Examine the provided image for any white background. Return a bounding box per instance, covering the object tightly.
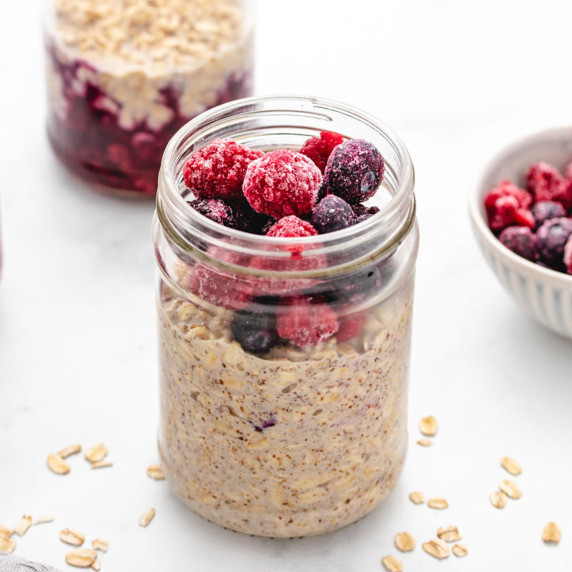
[1,1,571,570]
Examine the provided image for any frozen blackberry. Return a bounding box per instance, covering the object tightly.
[323,139,385,205]
[310,195,355,233]
[230,302,279,354]
[498,226,538,262]
[189,198,237,228]
[535,217,572,270]
[530,201,566,230]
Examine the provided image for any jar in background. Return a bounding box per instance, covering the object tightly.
[153,96,418,537]
[44,0,254,196]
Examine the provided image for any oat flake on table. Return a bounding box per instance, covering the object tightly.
[60,528,85,546]
[452,543,468,557]
[437,525,461,542]
[65,548,97,568]
[381,555,403,572]
[85,444,108,464]
[422,538,450,559]
[427,497,448,509]
[394,531,415,552]
[499,479,522,499]
[489,490,508,509]
[47,453,70,475]
[139,508,155,527]
[542,522,562,543]
[13,515,32,537]
[419,415,437,436]
[500,456,522,476]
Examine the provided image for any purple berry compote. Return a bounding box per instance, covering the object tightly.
[44,0,254,196]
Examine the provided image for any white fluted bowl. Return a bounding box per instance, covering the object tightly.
[469,127,572,339]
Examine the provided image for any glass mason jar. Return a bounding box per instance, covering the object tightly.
[153,96,418,537]
[44,0,254,197]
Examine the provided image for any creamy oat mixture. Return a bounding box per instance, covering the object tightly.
[157,277,414,537]
[47,0,253,130]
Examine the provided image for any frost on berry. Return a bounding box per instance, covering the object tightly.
[564,235,572,274]
[535,217,572,271]
[311,195,355,233]
[484,180,534,232]
[498,226,538,262]
[183,139,263,201]
[530,201,566,230]
[276,296,339,347]
[323,139,385,204]
[243,149,322,218]
[189,198,237,228]
[299,130,344,174]
[265,216,318,238]
[526,162,572,210]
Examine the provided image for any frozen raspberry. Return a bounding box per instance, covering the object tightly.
[531,201,567,230]
[526,162,572,209]
[276,296,339,347]
[498,226,538,262]
[266,216,318,238]
[189,199,237,228]
[243,150,322,218]
[323,139,385,205]
[230,301,279,354]
[183,139,263,201]
[484,180,534,232]
[564,235,572,274]
[535,217,572,270]
[310,195,355,233]
[336,312,367,342]
[299,130,344,174]
[187,247,253,310]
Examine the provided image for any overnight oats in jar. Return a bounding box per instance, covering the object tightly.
[153,96,418,537]
[44,0,254,196]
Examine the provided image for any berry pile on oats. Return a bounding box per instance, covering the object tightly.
[182,132,386,352]
[484,161,572,274]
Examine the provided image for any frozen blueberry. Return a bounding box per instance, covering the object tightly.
[498,226,538,262]
[230,301,279,354]
[189,198,237,228]
[323,139,385,205]
[320,265,382,307]
[530,201,566,230]
[535,217,572,270]
[310,195,355,233]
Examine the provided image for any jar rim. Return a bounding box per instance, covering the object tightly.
[157,95,415,272]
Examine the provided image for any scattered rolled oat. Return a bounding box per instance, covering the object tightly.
[419,415,438,436]
[13,515,32,537]
[90,461,113,470]
[501,456,522,476]
[139,508,156,528]
[427,497,448,510]
[34,515,55,525]
[0,524,12,537]
[0,536,16,554]
[65,548,97,568]
[394,531,415,552]
[58,444,82,459]
[47,453,70,475]
[422,538,450,559]
[92,538,108,552]
[489,491,508,509]
[437,525,461,542]
[91,560,101,571]
[60,528,85,546]
[542,522,562,544]
[416,439,432,447]
[452,543,468,557]
[381,555,403,572]
[85,444,108,464]
[499,479,522,500]
[146,464,165,480]
[409,491,425,505]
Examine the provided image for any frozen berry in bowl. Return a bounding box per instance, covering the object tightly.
[470,126,572,339]
[535,217,572,270]
[310,195,355,233]
[530,201,566,230]
[564,235,572,274]
[323,139,385,204]
[498,226,538,262]
[243,149,322,218]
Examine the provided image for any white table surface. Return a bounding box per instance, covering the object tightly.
[1,1,571,570]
